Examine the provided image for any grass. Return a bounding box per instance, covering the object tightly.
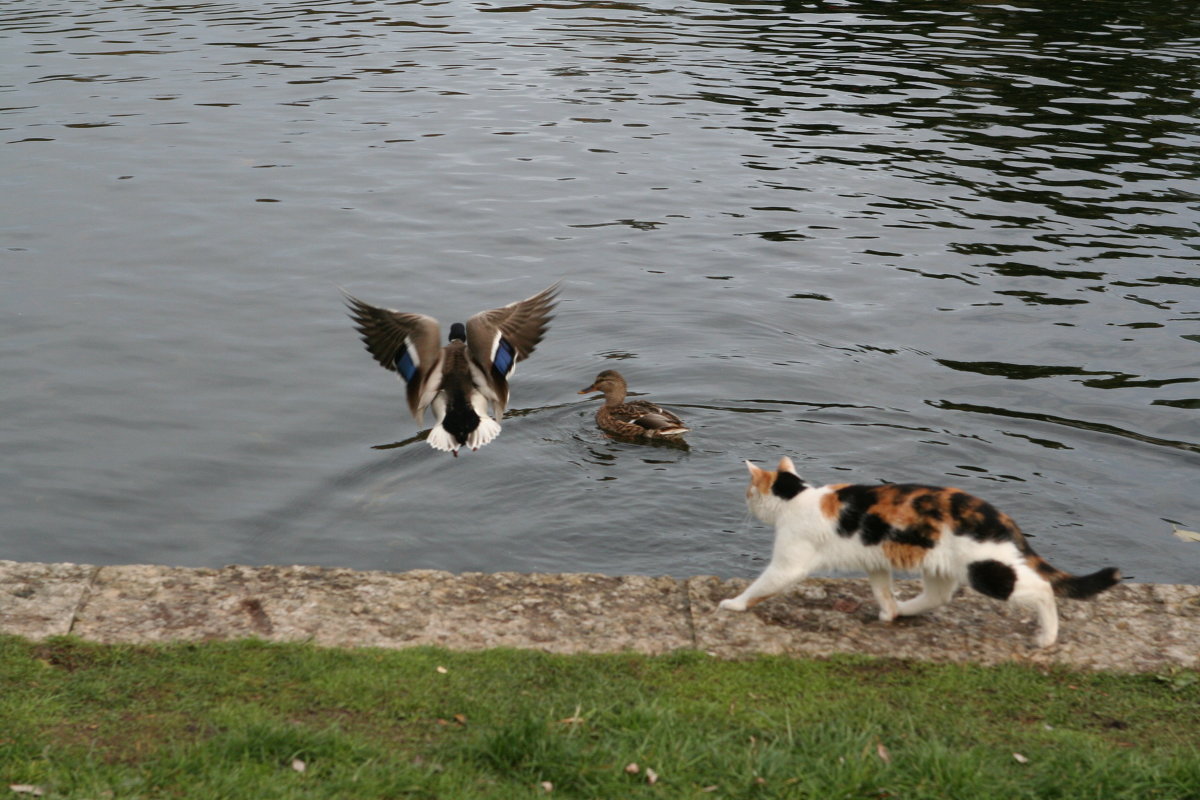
[1,635,1197,798]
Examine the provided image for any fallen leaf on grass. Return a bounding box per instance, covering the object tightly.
[9,787,44,797]
[436,665,448,674]
[539,781,553,792]
[291,758,306,773]
[645,767,659,785]
[1013,752,1029,764]
[876,743,892,764]
[624,763,640,775]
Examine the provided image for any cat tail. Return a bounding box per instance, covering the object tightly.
[1047,566,1122,599]
[1013,525,1121,600]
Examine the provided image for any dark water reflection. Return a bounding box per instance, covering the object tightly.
[2,0,1197,585]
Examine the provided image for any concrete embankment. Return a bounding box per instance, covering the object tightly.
[2,560,1197,673]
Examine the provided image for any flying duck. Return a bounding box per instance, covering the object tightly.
[345,283,559,454]
[578,369,689,440]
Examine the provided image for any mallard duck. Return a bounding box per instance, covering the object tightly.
[578,369,689,439]
[345,283,559,455]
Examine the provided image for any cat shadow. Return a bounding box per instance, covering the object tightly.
[712,581,935,631]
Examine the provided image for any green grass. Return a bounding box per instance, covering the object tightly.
[1,635,1197,798]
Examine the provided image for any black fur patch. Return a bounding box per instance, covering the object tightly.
[834,485,874,538]
[952,493,1013,543]
[771,471,805,500]
[1056,567,1121,599]
[912,493,943,521]
[968,560,1016,600]
[859,512,892,546]
[891,522,938,550]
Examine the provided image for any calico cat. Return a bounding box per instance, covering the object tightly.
[718,457,1121,647]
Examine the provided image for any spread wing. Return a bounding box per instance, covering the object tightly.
[343,292,442,420]
[465,282,560,413]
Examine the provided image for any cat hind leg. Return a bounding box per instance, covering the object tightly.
[1010,573,1059,648]
[895,572,959,617]
[868,570,899,621]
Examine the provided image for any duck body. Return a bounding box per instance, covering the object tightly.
[579,369,689,439]
[345,284,558,454]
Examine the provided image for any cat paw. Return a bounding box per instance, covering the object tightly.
[878,609,898,622]
[717,598,746,612]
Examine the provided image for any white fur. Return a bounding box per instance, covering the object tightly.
[719,466,1063,648]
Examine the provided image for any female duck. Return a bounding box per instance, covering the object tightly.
[345,283,559,454]
[579,369,689,439]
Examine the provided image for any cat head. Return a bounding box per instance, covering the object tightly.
[744,456,808,523]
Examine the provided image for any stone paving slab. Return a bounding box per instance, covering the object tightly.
[65,564,692,653]
[0,561,97,639]
[2,560,1198,673]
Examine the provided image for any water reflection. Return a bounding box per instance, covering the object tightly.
[930,400,1200,455]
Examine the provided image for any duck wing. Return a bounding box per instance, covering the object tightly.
[465,282,559,413]
[623,401,689,434]
[344,293,443,420]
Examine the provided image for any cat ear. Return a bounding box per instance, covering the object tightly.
[745,460,761,475]
[777,456,797,474]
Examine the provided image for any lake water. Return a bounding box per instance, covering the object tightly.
[2,0,1198,585]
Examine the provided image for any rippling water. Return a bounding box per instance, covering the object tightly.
[2,0,1198,585]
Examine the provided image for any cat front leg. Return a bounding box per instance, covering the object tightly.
[868,570,899,621]
[718,558,811,612]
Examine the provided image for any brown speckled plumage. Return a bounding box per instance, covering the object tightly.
[578,369,688,440]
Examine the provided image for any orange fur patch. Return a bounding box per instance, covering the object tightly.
[820,485,850,519]
[882,541,928,570]
[1026,553,1060,580]
[999,510,1027,543]
[867,485,922,530]
[748,464,775,496]
[862,486,948,544]
[946,489,983,526]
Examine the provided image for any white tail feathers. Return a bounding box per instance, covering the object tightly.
[426,416,502,454]
[426,425,460,453]
[467,415,502,451]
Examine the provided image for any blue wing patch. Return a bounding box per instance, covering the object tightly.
[395,345,418,383]
[493,337,516,377]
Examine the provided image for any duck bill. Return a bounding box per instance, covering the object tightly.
[578,385,599,395]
